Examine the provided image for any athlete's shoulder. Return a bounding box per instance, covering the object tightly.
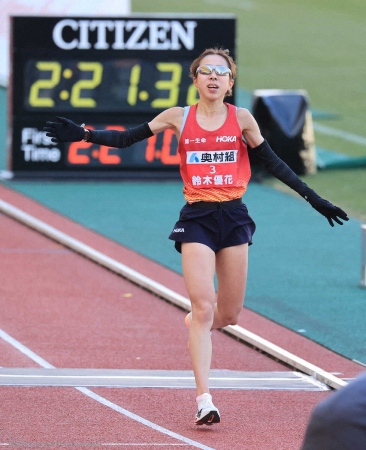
[235,107,257,131]
[149,107,184,135]
[236,107,252,119]
[160,106,185,122]
[168,106,185,115]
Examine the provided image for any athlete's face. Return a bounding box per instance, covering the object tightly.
[193,54,234,99]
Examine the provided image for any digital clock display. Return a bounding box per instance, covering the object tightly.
[9,15,236,178]
[65,125,179,167]
[25,59,199,112]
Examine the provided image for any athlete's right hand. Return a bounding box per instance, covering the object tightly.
[43,117,85,143]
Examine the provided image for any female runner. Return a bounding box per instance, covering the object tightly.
[44,47,348,426]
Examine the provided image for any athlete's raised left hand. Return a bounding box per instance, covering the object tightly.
[43,117,84,143]
[307,195,349,227]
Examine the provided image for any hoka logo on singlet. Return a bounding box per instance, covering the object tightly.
[216,136,237,142]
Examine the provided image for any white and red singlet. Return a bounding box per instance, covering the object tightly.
[178,103,251,203]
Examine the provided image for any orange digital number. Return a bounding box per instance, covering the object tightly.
[67,135,93,165]
[99,125,125,165]
[145,129,179,165]
[67,125,125,165]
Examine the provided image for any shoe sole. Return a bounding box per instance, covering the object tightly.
[195,410,221,426]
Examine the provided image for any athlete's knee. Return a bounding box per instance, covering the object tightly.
[219,307,242,327]
[222,315,239,327]
[191,302,215,325]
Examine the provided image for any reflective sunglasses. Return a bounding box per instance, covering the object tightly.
[196,64,232,77]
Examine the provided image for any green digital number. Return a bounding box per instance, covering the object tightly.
[151,63,182,108]
[127,64,141,106]
[186,84,200,105]
[29,62,61,107]
[70,62,103,108]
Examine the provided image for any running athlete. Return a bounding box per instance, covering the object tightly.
[43,47,349,426]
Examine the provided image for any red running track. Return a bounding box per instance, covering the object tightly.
[0,184,363,449]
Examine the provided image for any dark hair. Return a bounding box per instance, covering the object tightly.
[189,47,236,97]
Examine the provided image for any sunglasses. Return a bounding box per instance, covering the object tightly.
[196,64,232,77]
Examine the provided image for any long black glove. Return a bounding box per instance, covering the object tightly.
[43,117,153,148]
[43,117,84,143]
[248,140,349,227]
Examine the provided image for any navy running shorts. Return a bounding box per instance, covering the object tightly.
[169,198,256,253]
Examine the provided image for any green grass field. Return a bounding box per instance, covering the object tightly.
[132,0,366,221]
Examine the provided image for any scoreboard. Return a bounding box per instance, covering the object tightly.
[9,15,236,178]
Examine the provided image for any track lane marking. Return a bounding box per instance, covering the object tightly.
[313,123,366,146]
[0,328,215,450]
[0,368,329,390]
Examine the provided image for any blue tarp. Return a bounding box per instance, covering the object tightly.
[316,147,366,170]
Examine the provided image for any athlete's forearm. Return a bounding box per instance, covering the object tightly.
[43,117,154,148]
[248,139,315,200]
[88,122,153,148]
[248,139,348,226]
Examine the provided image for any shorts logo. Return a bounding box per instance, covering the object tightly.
[173,228,185,233]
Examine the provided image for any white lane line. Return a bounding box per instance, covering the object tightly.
[76,387,205,447]
[0,329,54,369]
[313,123,366,146]
[227,324,347,389]
[0,329,215,450]
[292,371,330,391]
[0,200,191,311]
[0,369,329,390]
[0,374,304,381]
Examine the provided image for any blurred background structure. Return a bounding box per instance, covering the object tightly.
[0,0,131,86]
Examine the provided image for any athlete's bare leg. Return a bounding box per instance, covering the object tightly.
[212,243,248,329]
[181,242,216,396]
[181,242,248,395]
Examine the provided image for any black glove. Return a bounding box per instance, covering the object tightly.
[43,117,84,143]
[306,194,349,227]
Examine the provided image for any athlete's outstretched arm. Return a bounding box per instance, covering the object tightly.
[238,108,349,227]
[43,108,183,148]
[43,116,153,148]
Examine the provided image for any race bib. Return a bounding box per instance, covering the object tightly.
[186,150,238,189]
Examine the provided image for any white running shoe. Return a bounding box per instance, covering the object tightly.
[195,393,221,426]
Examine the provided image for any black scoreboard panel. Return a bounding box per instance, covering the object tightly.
[9,15,236,178]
